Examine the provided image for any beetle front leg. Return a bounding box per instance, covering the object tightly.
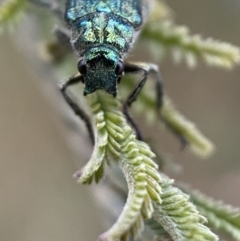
[59,75,94,145]
[124,62,188,147]
[123,62,163,140]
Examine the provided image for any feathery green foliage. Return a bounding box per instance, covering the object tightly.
[0,0,27,31]
[181,185,240,241]
[121,77,214,158]
[1,0,240,241]
[142,20,240,68]
[152,176,218,241]
[76,91,162,241]
[75,91,217,241]
[160,97,215,157]
[148,0,172,22]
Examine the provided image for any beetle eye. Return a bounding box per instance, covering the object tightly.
[78,59,87,75]
[115,60,124,75]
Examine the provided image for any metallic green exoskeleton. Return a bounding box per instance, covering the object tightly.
[65,0,149,96]
[36,0,162,143]
[30,0,164,143]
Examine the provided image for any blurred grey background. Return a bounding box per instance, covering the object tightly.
[0,1,240,241]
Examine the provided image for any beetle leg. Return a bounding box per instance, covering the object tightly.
[123,62,163,140]
[59,75,94,145]
[124,62,188,147]
[124,62,163,109]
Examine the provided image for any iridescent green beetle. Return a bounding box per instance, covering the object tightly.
[64,0,148,96]
[61,0,163,142]
[33,0,163,143]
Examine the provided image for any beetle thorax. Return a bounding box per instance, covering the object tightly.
[70,12,135,57]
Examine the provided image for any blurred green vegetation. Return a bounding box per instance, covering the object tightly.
[0,1,240,241]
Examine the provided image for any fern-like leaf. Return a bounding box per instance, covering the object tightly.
[120,78,214,158]
[0,0,27,31]
[152,175,218,241]
[75,91,162,241]
[74,91,218,241]
[160,96,215,157]
[148,0,173,22]
[181,185,240,241]
[141,20,240,68]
